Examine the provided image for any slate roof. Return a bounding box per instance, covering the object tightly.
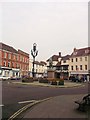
[56,62,61,66]
[34,61,44,66]
[40,61,47,65]
[47,54,70,62]
[34,61,47,66]
[18,49,29,57]
[47,55,59,62]
[0,42,18,53]
[70,47,90,57]
[61,55,70,60]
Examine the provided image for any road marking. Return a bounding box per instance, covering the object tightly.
[0,104,4,107]
[8,97,53,120]
[8,101,39,120]
[18,100,36,104]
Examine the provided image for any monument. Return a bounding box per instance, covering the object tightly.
[47,57,55,79]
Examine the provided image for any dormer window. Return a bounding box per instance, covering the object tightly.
[73,52,77,55]
[85,49,89,54]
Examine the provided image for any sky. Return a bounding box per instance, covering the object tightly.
[0,0,89,61]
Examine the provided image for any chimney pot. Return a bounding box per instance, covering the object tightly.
[59,52,61,57]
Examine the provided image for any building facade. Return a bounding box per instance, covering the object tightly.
[18,49,29,76]
[69,47,90,81]
[29,59,47,78]
[47,52,70,79]
[0,43,29,78]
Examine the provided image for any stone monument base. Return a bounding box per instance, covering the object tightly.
[47,69,55,79]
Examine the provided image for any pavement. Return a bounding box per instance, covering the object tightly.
[22,94,89,119]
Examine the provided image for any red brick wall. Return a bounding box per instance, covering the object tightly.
[1,50,18,68]
[0,48,29,76]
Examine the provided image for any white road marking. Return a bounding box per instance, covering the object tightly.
[18,100,36,104]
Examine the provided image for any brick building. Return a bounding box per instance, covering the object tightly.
[18,49,29,76]
[0,42,29,78]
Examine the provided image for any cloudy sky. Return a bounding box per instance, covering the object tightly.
[0,0,89,61]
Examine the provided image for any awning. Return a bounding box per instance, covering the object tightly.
[0,67,12,70]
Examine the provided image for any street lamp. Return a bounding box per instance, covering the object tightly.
[31,43,38,78]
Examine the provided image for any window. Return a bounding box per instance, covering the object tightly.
[63,60,66,63]
[13,55,16,60]
[4,52,7,58]
[85,65,87,70]
[80,65,82,70]
[80,57,82,61]
[16,55,18,61]
[8,62,10,67]
[22,56,23,62]
[85,49,89,54]
[73,52,77,55]
[71,59,73,62]
[76,65,78,70]
[3,61,6,66]
[85,57,87,61]
[76,58,78,62]
[71,66,73,70]
[8,54,11,59]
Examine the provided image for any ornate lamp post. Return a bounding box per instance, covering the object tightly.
[31,43,38,78]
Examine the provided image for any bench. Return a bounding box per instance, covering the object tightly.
[75,94,90,112]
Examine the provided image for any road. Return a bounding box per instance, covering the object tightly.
[2,80,88,119]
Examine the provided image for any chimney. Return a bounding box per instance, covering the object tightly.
[59,52,61,57]
[74,48,76,52]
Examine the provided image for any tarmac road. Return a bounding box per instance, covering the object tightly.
[2,80,89,119]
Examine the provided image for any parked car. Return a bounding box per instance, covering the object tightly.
[0,76,10,80]
[69,76,81,82]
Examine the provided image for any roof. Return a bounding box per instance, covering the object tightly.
[56,62,61,66]
[47,55,59,62]
[40,61,47,65]
[70,47,90,57]
[0,42,18,53]
[47,54,70,62]
[34,61,47,66]
[61,55,70,60]
[18,49,29,57]
[34,61,44,66]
